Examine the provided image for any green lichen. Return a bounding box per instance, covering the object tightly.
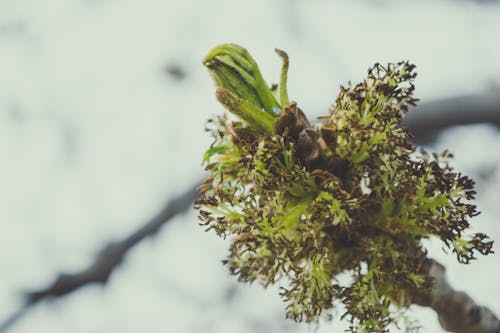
[195,44,493,332]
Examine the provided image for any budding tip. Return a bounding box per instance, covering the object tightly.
[203,43,248,65]
[202,56,217,68]
[275,48,288,58]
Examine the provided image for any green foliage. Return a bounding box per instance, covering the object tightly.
[196,44,494,332]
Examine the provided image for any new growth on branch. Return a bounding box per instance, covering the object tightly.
[196,43,494,332]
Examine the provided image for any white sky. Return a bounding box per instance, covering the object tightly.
[0,0,499,332]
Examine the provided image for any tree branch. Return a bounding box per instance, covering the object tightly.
[28,182,200,303]
[0,182,200,332]
[404,92,500,144]
[414,259,500,333]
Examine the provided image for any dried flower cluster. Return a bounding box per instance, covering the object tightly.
[195,44,493,332]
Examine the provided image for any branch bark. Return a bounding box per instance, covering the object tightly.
[27,183,199,303]
[0,182,201,333]
[414,259,500,333]
[26,182,200,304]
[404,92,500,144]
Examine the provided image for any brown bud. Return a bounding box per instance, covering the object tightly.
[296,128,320,163]
[273,102,311,139]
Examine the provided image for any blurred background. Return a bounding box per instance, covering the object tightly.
[0,0,499,332]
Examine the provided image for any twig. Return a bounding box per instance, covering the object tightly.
[414,259,500,333]
[26,182,200,303]
[0,182,200,332]
[404,92,500,144]
[0,307,29,333]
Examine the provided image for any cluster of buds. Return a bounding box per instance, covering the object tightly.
[195,44,493,332]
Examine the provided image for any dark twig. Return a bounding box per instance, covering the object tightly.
[0,182,200,332]
[26,182,200,303]
[0,307,29,333]
[404,92,500,144]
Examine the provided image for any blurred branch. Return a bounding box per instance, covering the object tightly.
[0,182,200,333]
[414,259,500,333]
[26,182,200,303]
[404,92,500,144]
